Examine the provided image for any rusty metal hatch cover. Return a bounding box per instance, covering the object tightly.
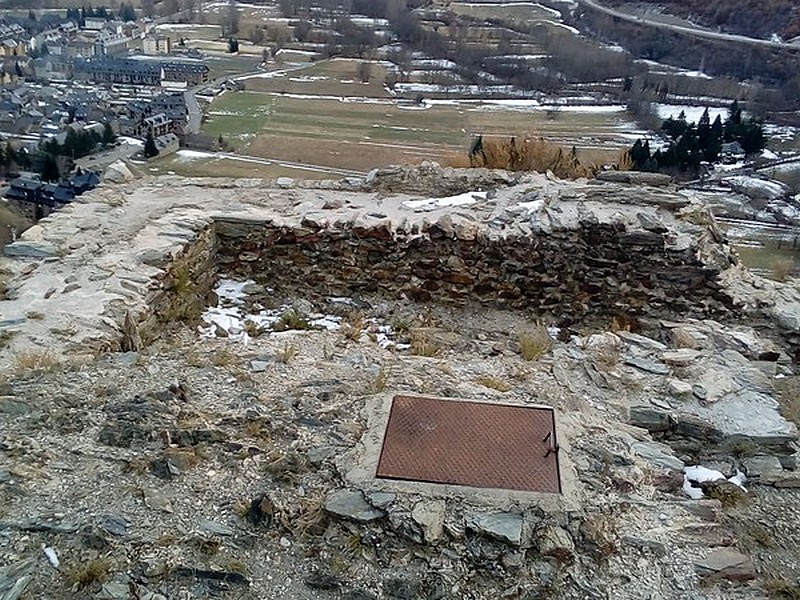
[376,395,561,493]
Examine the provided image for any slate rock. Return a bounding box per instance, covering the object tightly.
[198,518,234,536]
[695,548,755,581]
[304,573,341,590]
[250,360,269,373]
[411,500,446,543]
[95,582,131,599]
[367,492,396,509]
[666,378,693,400]
[3,241,58,258]
[467,512,523,545]
[624,356,670,375]
[631,441,684,472]
[325,490,385,522]
[0,559,34,600]
[384,578,415,600]
[616,330,667,351]
[99,514,129,536]
[743,455,785,482]
[537,526,575,560]
[629,406,672,432]
[621,535,667,556]
[142,488,173,514]
[661,349,701,367]
[344,590,378,600]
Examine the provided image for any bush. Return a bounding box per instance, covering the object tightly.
[454,136,598,179]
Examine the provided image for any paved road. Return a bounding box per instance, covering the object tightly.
[213,151,365,178]
[577,0,800,51]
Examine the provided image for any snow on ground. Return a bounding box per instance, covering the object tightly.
[117,136,144,147]
[175,149,216,162]
[724,176,789,200]
[155,23,221,31]
[654,104,728,123]
[404,191,488,211]
[764,124,798,142]
[412,58,459,69]
[542,20,579,34]
[680,70,713,79]
[350,16,389,27]
[683,465,747,499]
[288,75,329,82]
[276,48,318,56]
[198,278,408,349]
[454,1,562,19]
[490,54,549,60]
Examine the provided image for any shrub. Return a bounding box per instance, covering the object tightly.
[453,136,598,179]
[518,325,553,361]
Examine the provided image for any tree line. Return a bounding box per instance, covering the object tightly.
[0,124,115,181]
[628,101,766,175]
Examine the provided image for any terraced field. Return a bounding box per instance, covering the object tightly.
[197,59,642,172]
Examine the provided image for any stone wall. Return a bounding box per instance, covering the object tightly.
[213,216,736,324]
[139,221,219,344]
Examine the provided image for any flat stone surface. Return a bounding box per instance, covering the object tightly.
[631,441,684,472]
[629,406,671,432]
[624,357,671,375]
[3,241,59,258]
[743,455,785,481]
[666,379,694,400]
[325,490,384,522]
[198,518,234,536]
[467,512,524,545]
[661,349,701,367]
[695,548,755,581]
[411,500,446,543]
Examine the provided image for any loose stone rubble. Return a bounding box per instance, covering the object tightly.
[0,164,799,599]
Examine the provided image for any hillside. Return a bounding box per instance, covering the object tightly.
[610,0,800,41]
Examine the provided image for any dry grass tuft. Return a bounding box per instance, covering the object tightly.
[770,258,796,282]
[0,330,14,349]
[243,319,266,338]
[14,350,59,373]
[764,574,800,599]
[518,325,553,361]
[63,557,113,589]
[273,310,313,332]
[0,267,9,300]
[453,136,598,179]
[410,329,442,357]
[291,492,329,538]
[475,376,512,392]
[210,347,238,367]
[265,450,308,483]
[276,342,298,363]
[371,364,388,393]
[341,310,366,341]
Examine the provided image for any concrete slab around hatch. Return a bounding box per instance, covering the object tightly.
[338,392,581,511]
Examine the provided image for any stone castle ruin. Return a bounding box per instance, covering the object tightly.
[1,164,800,598]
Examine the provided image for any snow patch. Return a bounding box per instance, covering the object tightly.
[683,465,747,499]
[404,191,488,211]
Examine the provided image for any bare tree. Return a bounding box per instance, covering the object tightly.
[141,0,155,18]
[224,0,239,36]
[356,61,372,82]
